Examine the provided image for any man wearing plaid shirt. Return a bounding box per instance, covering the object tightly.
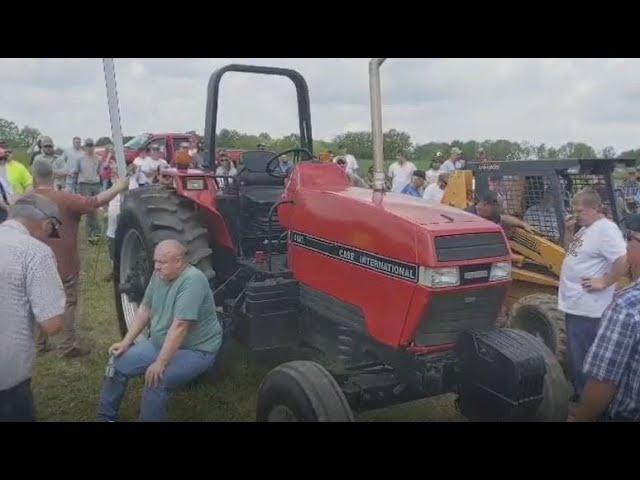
[621,168,640,208]
[574,213,640,422]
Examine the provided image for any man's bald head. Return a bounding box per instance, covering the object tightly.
[32,160,54,186]
[156,239,187,258]
[153,240,188,281]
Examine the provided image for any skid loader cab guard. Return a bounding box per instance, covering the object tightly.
[470,158,635,245]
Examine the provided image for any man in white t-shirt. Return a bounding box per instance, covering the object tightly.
[333,145,359,176]
[135,145,168,186]
[559,188,628,398]
[423,172,450,205]
[439,147,462,174]
[424,156,440,186]
[215,156,238,189]
[387,152,417,193]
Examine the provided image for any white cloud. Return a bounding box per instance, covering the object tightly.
[2,58,640,154]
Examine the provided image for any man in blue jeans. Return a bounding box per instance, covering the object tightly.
[98,239,222,422]
[572,214,640,421]
[559,188,628,399]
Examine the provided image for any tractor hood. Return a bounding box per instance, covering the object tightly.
[336,187,479,224]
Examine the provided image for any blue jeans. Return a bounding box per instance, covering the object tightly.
[0,379,36,422]
[565,313,601,398]
[78,182,102,237]
[97,340,216,422]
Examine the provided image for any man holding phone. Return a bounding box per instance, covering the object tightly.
[559,188,628,399]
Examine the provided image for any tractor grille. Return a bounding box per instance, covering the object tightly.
[434,233,507,262]
[415,287,507,346]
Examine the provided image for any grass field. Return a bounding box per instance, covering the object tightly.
[31,221,462,422]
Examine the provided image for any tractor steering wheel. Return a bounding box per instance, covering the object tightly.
[265,148,314,178]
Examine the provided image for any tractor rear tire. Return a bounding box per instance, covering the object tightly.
[256,361,354,422]
[114,185,216,336]
[508,330,571,422]
[510,293,568,377]
[113,183,225,379]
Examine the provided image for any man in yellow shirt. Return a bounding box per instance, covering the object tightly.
[0,148,33,198]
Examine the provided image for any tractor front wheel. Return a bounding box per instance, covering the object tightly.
[256,361,354,422]
[510,293,569,378]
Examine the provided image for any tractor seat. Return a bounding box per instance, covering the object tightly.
[236,150,285,187]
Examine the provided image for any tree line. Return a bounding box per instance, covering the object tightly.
[3,117,639,164]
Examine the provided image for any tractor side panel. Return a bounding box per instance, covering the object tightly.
[287,189,418,347]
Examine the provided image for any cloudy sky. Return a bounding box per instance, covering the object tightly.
[2,58,640,153]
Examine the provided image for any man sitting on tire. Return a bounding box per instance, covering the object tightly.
[97,240,222,422]
[573,214,640,422]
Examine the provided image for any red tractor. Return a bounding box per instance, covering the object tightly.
[114,62,570,422]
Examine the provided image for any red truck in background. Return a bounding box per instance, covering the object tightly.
[96,132,244,168]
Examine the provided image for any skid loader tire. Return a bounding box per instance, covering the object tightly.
[510,293,569,380]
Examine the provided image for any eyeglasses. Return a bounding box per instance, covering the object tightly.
[43,145,54,148]
[28,204,62,237]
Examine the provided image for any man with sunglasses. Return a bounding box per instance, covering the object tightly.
[0,193,65,421]
[33,137,67,191]
[572,214,640,421]
[32,161,130,358]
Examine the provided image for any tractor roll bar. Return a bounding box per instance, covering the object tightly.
[203,64,314,170]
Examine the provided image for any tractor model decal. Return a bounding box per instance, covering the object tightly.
[290,231,418,283]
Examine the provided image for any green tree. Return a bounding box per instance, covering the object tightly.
[414,142,450,164]
[383,129,412,159]
[16,125,42,148]
[0,118,21,147]
[557,142,596,159]
[332,131,372,159]
[618,149,640,164]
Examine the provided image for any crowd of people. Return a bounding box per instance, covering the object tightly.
[2,135,640,423]
[0,134,223,422]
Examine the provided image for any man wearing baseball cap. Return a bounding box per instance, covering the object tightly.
[33,136,67,191]
[573,213,640,421]
[0,193,66,421]
[71,138,102,242]
[400,170,427,198]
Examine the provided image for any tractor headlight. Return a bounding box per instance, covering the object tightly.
[185,178,205,190]
[489,262,511,281]
[419,266,460,288]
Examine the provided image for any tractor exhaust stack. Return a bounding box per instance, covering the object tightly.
[369,58,387,194]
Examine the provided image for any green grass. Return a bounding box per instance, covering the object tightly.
[32,219,462,422]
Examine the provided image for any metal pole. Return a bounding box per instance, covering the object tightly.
[369,58,387,193]
[102,58,127,179]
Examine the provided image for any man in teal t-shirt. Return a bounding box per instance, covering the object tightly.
[98,240,221,422]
